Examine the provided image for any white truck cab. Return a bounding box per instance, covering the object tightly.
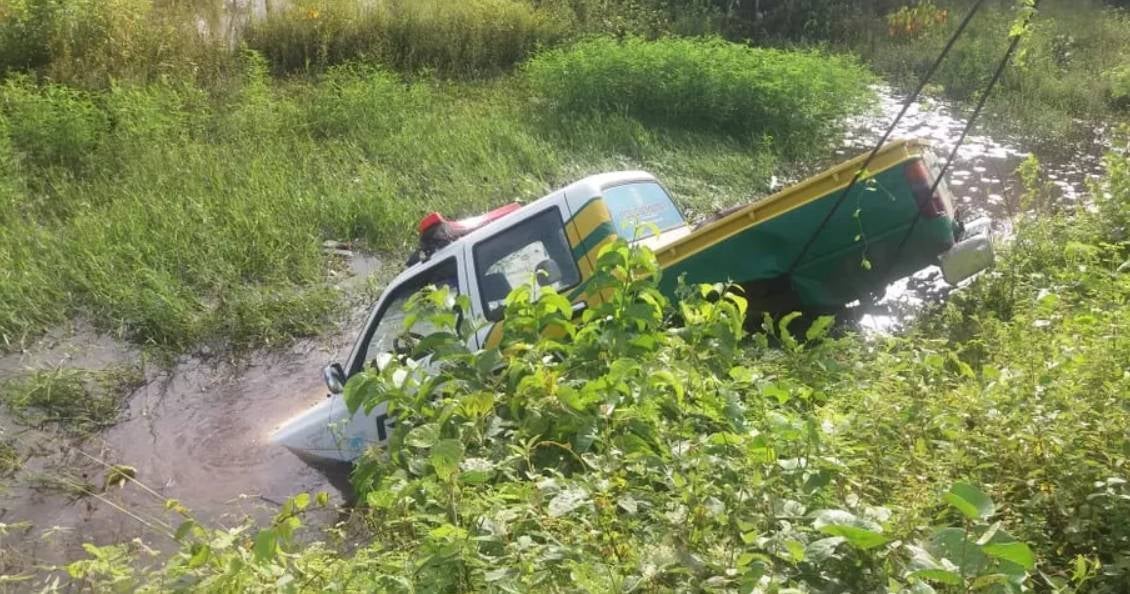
[270,171,683,467]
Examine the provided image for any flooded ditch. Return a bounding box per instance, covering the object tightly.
[0,86,1113,579]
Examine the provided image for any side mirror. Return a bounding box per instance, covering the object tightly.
[323,362,346,395]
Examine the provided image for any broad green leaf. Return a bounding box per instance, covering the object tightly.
[459,457,494,484]
[812,509,889,549]
[548,487,589,518]
[187,544,210,568]
[982,541,1035,570]
[806,536,846,562]
[805,315,836,341]
[735,552,756,567]
[931,527,988,576]
[909,568,963,586]
[784,540,806,562]
[430,439,464,481]
[819,524,890,550]
[343,374,380,415]
[460,391,495,418]
[174,519,197,542]
[404,424,440,448]
[428,523,468,542]
[253,529,277,562]
[944,482,996,520]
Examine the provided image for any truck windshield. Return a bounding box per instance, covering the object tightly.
[603,181,685,241]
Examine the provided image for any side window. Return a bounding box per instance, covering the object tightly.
[604,181,685,240]
[356,258,459,373]
[474,207,580,321]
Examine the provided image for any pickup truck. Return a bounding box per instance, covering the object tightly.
[271,138,993,474]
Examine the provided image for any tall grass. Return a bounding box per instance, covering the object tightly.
[0,0,229,88]
[245,0,571,75]
[524,37,875,154]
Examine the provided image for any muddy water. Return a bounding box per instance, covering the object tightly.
[0,259,381,578]
[834,85,1110,331]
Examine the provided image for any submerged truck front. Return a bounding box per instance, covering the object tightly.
[271,140,991,473]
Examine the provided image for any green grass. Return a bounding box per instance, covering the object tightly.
[0,38,868,353]
[245,0,573,76]
[0,437,17,477]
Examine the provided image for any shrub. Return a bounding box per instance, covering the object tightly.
[1106,63,1130,108]
[524,36,875,154]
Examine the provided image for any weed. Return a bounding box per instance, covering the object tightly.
[0,365,143,433]
[0,436,18,476]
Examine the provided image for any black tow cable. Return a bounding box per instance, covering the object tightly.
[785,0,988,276]
[882,0,1041,279]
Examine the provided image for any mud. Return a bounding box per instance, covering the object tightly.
[0,258,382,581]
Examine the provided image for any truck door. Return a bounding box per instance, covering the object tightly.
[466,201,582,349]
[313,256,469,460]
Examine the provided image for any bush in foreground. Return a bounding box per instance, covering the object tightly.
[524,36,876,153]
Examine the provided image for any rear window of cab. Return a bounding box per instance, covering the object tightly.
[603,181,685,241]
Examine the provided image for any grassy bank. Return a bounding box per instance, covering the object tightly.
[0,31,872,353]
[61,134,1130,591]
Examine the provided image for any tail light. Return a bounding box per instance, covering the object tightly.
[904,160,947,218]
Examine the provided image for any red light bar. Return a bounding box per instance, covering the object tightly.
[418,212,446,233]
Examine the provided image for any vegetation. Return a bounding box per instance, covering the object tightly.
[0,0,1128,591]
[524,37,874,154]
[62,134,1130,590]
[245,0,571,76]
[851,0,1130,144]
[0,364,142,432]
